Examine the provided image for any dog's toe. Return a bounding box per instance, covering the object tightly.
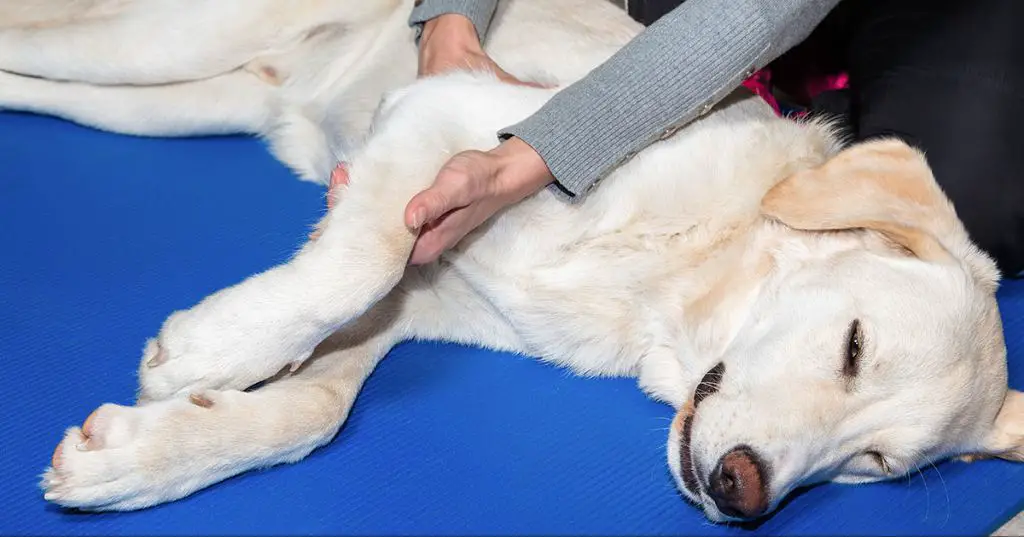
[41,403,165,510]
[81,404,139,451]
[49,426,86,472]
[51,439,64,469]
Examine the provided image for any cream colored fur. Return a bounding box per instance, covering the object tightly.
[0,0,1020,522]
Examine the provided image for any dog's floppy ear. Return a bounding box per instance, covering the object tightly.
[979,390,1024,462]
[762,139,999,288]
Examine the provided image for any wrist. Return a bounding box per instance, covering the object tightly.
[493,137,555,197]
[421,14,481,52]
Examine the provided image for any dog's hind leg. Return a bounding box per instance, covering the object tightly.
[41,292,405,511]
[0,0,130,29]
[0,69,274,137]
[0,0,329,85]
[0,68,335,181]
[42,266,524,512]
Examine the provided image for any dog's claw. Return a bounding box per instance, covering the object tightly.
[146,346,167,368]
[189,393,214,408]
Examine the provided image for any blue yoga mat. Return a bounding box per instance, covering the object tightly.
[1,112,1021,536]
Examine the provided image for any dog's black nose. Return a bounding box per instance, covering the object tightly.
[708,446,769,519]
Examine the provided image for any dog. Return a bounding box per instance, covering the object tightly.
[1,0,1021,523]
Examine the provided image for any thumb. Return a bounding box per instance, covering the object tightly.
[405,187,447,231]
[404,161,482,229]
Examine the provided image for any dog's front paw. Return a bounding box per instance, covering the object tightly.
[136,316,268,402]
[137,292,320,402]
[134,245,350,402]
[136,336,240,403]
[136,309,232,401]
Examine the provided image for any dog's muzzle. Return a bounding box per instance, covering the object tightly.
[678,361,770,520]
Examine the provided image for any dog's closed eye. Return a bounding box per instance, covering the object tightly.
[842,319,863,380]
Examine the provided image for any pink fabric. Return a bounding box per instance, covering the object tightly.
[741,69,782,116]
[803,72,850,99]
[741,68,849,118]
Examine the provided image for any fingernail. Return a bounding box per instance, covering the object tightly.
[411,208,427,229]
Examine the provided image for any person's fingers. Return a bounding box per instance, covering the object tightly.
[406,184,459,231]
[327,162,350,210]
[408,226,448,265]
[404,157,486,230]
[419,46,551,88]
[495,69,551,89]
[408,198,505,265]
[409,210,466,265]
[331,162,350,186]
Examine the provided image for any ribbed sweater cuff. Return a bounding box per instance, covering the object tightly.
[498,0,771,201]
[409,0,499,43]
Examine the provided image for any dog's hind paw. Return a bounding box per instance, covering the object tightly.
[42,404,156,510]
[41,396,232,511]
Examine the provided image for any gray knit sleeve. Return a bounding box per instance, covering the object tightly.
[498,0,842,201]
[409,0,499,43]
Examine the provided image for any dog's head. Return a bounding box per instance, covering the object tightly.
[667,139,1023,522]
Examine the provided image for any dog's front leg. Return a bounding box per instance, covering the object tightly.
[137,151,436,402]
[138,211,415,401]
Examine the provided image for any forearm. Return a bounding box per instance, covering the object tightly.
[409,0,499,42]
[499,0,842,200]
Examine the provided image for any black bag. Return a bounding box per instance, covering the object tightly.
[625,0,684,25]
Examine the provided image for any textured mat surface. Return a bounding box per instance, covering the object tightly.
[1,112,1022,536]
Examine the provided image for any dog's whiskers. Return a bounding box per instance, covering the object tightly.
[925,459,952,526]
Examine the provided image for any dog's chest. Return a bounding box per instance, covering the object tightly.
[444,100,830,376]
[448,196,758,376]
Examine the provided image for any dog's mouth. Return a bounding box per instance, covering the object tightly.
[679,362,725,496]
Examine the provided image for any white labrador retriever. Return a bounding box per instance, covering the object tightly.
[2,0,1021,523]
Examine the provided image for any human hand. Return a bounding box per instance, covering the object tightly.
[326,162,349,210]
[404,137,554,265]
[316,16,551,248]
[418,14,542,87]
[309,163,349,241]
